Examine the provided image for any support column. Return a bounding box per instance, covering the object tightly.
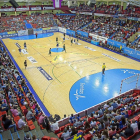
[121,1,123,11]
[52,0,63,8]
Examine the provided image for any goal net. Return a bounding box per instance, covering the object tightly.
[120,74,140,94]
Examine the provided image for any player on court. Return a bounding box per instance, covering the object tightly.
[56,37,58,43]
[35,33,38,38]
[56,42,59,50]
[49,48,51,56]
[18,47,21,54]
[24,42,27,51]
[63,37,65,43]
[73,38,75,44]
[77,38,79,45]
[24,60,27,69]
[102,63,106,75]
[69,34,71,40]
[71,38,73,46]
[63,44,66,53]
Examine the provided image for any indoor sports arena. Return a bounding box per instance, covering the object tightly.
[0,0,140,139]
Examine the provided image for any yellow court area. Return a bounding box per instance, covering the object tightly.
[2,32,140,118]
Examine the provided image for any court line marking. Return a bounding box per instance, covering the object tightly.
[26,42,57,68]
[52,65,61,83]
[69,63,81,78]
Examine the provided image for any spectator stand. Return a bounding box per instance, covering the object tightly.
[0,40,60,140]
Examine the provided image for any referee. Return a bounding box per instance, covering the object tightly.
[102,63,106,75]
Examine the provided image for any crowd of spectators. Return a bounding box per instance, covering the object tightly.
[58,14,92,31]
[80,16,140,46]
[0,41,61,139]
[127,35,140,51]
[27,13,57,28]
[0,16,26,33]
[51,90,140,140]
[112,22,139,44]
[57,15,75,25]
[0,13,57,33]
[95,4,120,15]
[119,5,140,18]
[71,4,94,12]
[80,17,124,38]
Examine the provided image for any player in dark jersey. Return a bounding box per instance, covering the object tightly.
[49,48,51,56]
[63,44,66,53]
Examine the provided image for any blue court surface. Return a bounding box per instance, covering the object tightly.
[10,33,54,40]
[69,69,140,112]
[51,48,64,52]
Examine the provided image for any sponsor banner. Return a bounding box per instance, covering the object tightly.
[51,27,58,30]
[15,43,21,48]
[127,17,140,21]
[16,7,29,11]
[102,53,120,62]
[84,46,96,51]
[71,11,76,13]
[118,14,126,17]
[27,56,37,63]
[43,6,55,10]
[77,30,88,37]
[58,27,66,33]
[21,49,28,54]
[37,67,53,80]
[8,31,16,34]
[34,28,42,31]
[89,33,108,43]
[0,32,7,35]
[56,14,76,16]
[66,29,75,37]
[67,132,83,140]
[0,8,15,12]
[30,7,42,11]
[0,33,18,38]
[79,12,92,15]
[43,27,51,30]
[107,39,126,48]
[33,30,42,34]
[18,30,28,36]
[91,40,99,45]
[94,13,112,17]
[42,29,59,33]
[123,47,140,60]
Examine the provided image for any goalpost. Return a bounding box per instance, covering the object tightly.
[119,74,140,94]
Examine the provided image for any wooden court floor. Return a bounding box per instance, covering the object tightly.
[2,32,140,118]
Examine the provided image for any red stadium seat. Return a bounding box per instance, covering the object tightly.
[57,132,63,138]
[27,120,33,126]
[42,136,50,140]
[29,124,35,130]
[83,134,92,140]
[50,138,58,140]
[54,129,60,134]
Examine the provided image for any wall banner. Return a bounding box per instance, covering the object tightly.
[58,27,66,33]
[107,39,126,48]
[77,30,89,37]
[89,33,108,43]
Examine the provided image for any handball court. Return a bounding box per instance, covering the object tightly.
[2,32,140,118]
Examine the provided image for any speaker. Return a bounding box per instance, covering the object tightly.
[9,0,19,8]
